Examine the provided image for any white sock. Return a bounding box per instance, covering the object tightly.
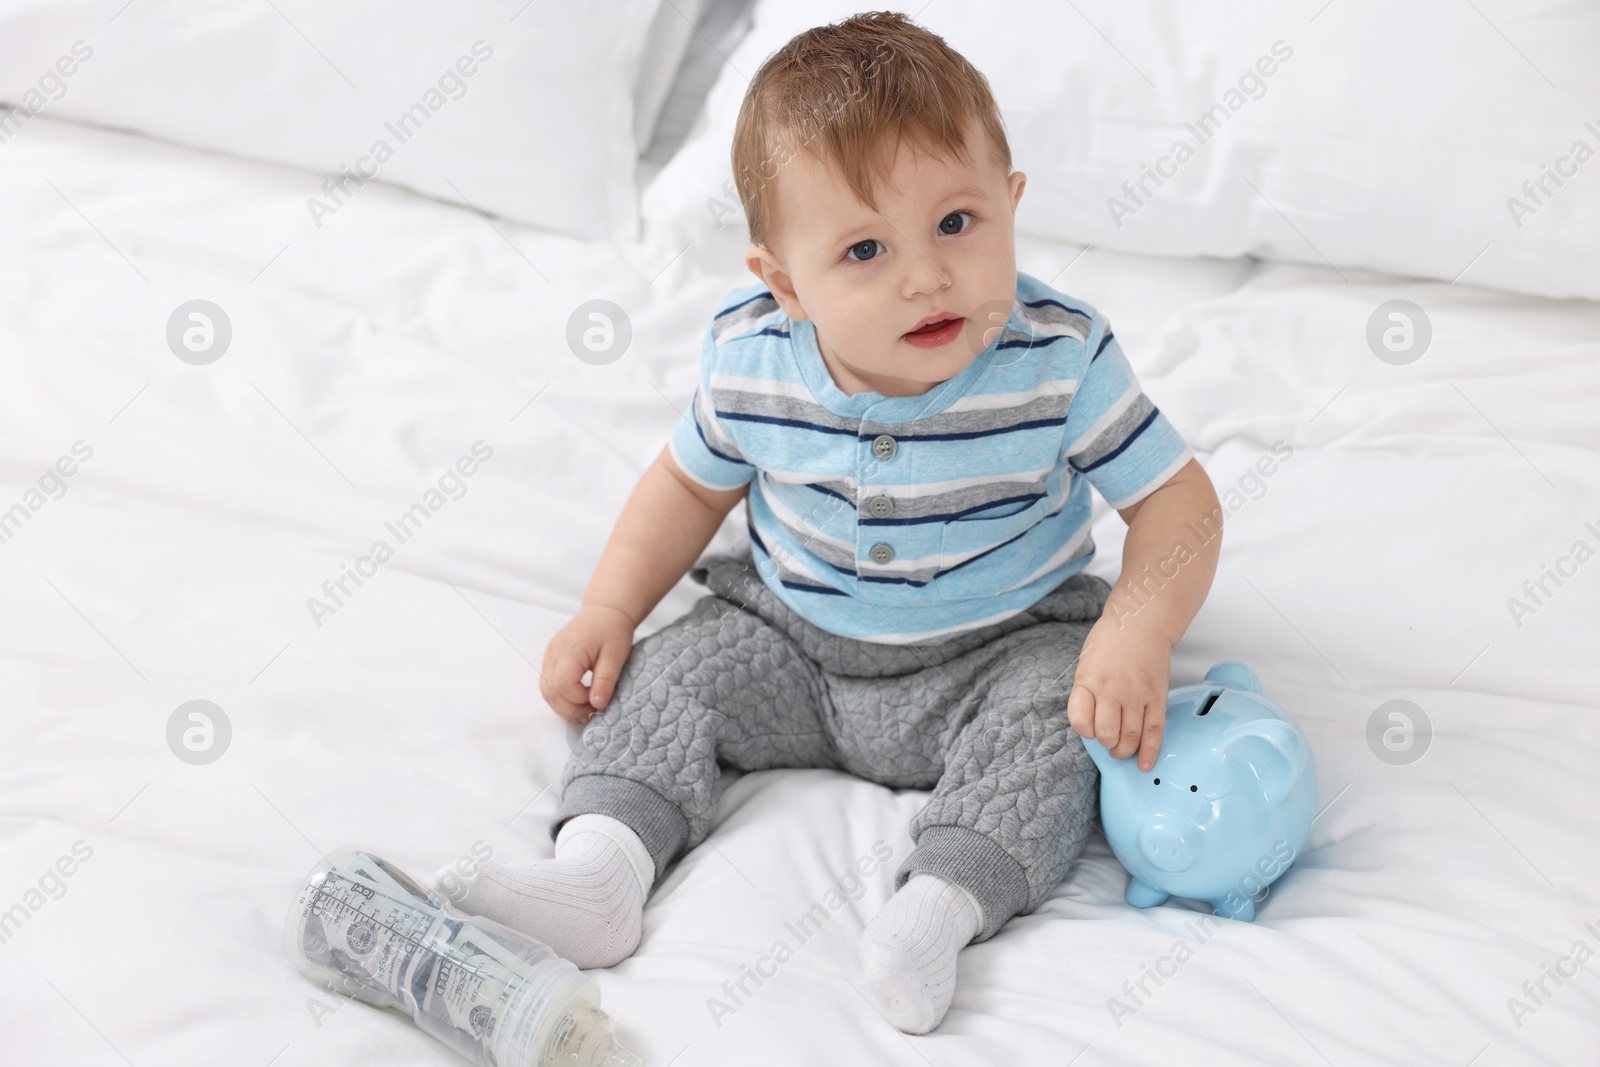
[858,873,983,1034]
[433,814,653,970]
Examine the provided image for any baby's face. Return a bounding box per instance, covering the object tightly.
[746,120,1026,398]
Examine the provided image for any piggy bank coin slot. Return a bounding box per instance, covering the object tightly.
[1196,690,1222,716]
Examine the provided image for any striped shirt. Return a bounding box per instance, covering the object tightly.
[666,271,1194,644]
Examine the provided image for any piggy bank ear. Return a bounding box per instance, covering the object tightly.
[1203,661,1262,693]
[1220,719,1308,806]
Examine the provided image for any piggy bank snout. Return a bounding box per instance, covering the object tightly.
[1138,820,1198,872]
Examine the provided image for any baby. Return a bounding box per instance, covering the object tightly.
[438,12,1221,1035]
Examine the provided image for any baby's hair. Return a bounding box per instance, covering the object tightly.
[731,11,1012,248]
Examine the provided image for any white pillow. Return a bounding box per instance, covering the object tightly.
[0,0,663,242]
[643,0,1600,302]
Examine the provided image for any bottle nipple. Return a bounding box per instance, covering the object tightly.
[542,1001,641,1067]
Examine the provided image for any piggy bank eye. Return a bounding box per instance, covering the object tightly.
[1190,784,1198,792]
[1153,778,1160,784]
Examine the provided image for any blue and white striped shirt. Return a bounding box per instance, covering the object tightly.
[667,271,1194,644]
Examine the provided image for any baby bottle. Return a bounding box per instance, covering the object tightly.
[284,845,640,1067]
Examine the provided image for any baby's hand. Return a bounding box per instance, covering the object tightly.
[1066,615,1172,772]
[540,604,636,724]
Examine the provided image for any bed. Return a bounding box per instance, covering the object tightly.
[1,2,1596,1065]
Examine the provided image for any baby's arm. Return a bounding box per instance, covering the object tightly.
[1065,457,1222,770]
[540,447,748,723]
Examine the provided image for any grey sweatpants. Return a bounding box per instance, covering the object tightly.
[551,546,1109,942]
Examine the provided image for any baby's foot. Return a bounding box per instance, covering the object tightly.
[434,814,652,969]
[858,873,982,1034]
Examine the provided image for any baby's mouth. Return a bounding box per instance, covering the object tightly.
[902,316,966,349]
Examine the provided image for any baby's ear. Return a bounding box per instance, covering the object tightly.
[742,244,774,285]
[743,245,808,321]
[1008,170,1026,212]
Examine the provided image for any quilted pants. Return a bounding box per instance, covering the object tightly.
[551,545,1110,942]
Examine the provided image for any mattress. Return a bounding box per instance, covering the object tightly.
[1,116,1596,1066]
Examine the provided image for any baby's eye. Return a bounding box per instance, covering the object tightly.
[938,211,972,236]
[846,239,883,262]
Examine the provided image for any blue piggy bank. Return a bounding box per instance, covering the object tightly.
[1081,661,1316,921]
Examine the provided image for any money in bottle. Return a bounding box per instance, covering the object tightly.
[284,846,641,1067]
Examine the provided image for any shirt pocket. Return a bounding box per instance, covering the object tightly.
[935,494,1052,601]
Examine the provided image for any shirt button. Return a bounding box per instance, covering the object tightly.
[868,494,895,519]
[871,434,897,460]
[869,542,894,565]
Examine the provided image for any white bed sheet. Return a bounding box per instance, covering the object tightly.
[1,117,1597,1067]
